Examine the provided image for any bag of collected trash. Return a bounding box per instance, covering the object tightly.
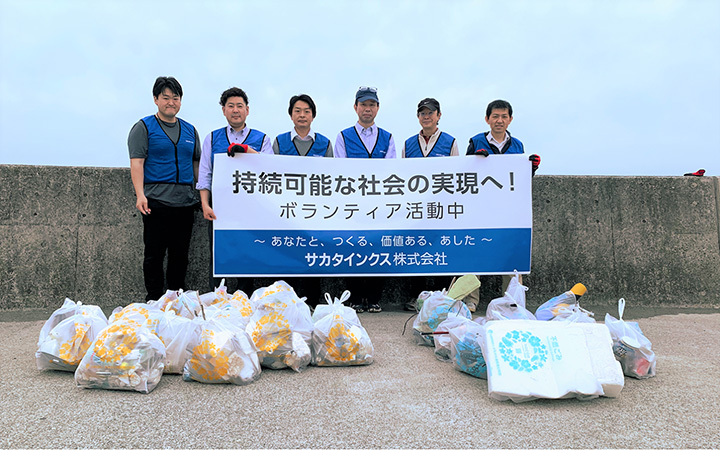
[246,281,313,371]
[604,298,657,379]
[312,291,358,323]
[413,290,472,346]
[163,290,202,319]
[482,320,623,402]
[433,313,472,361]
[183,316,261,385]
[553,304,596,323]
[486,274,535,321]
[449,316,488,379]
[36,298,108,371]
[536,283,587,321]
[312,292,373,366]
[199,279,230,307]
[75,320,166,393]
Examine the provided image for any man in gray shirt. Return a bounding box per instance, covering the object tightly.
[128,76,201,300]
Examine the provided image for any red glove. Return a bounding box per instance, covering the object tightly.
[529,154,540,174]
[684,169,705,177]
[474,148,489,157]
[228,143,249,157]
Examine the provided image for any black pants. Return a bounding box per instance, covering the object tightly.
[142,201,195,301]
[347,276,384,306]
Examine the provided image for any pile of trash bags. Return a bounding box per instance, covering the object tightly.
[36,280,373,394]
[411,274,657,402]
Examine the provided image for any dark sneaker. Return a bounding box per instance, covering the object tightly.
[368,304,382,313]
[351,303,365,313]
[404,300,417,311]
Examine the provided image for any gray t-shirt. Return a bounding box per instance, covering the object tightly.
[128,117,201,207]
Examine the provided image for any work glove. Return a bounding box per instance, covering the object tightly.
[228,143,249,157]
[683,169,705,177]
[529,154,541,175]
[474,148,489,157]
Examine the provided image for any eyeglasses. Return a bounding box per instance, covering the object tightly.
[358,86,378,93]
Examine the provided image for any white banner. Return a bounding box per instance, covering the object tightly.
[212,153,532,277]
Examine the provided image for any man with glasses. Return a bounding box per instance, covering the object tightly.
[401,97,459,308]
[128,76,201,301]
[335,86,396,313]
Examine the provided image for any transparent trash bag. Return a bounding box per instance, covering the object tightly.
[246,281,313,371]
[75,320,166,393]
[433,313,472,361]
[312,291,373,366]
[36,298,108,371]
[413,290,472,346]
[183,317,261,385]
[604,298,657,379]
[449,317,488,379]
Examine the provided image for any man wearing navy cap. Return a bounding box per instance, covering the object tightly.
[402,98,458,158]
[335,87,396,313]
[401,97,458,309]
[335,87,396,159]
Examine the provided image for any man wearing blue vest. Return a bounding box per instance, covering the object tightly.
[335,86,396,313]
[272,94,333,306]
[401,98,458,158]
[128,76,201,301]
[273,94,333,158]
[401,97,458,309]
[197,87,273,294]
[467,99,540,297]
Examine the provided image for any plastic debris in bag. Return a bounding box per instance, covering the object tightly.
[604,298,657,379]
[246,281,313,371]
[535,283,587,321]
[449,316,488,379]
[36,298,108,371]
[413,290,472,346]
[486,275,535,321]
[75,320,166,393]
[433,314,471,361]
[312,291,373,366]
[199,279,230,307]
[183,316,261,385]
[163,290,202,319]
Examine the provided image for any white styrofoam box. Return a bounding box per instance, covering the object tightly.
[575,322,624,398]
[482,320,622,402]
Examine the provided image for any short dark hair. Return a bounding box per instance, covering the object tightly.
[219,87,249,107]
[288,94,317,118]
[486,99,513,118]
[152,76,183,98]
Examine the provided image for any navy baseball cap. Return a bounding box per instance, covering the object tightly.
[417,97,440,113]
[356,86,379,103]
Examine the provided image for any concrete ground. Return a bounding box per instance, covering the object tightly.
[1,309,719,449]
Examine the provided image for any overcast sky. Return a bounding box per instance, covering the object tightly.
[1,0,718,176]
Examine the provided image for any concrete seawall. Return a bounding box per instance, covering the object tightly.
[1,164,718,310]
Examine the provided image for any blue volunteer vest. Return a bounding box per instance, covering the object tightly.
[341,126,392,158]
[276,132,330,157]
[141,115,196,185]
[470,132,524,155]
[404,132,456,158]
[211,127,267,160]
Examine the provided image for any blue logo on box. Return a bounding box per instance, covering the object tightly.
[498,330,548,372]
